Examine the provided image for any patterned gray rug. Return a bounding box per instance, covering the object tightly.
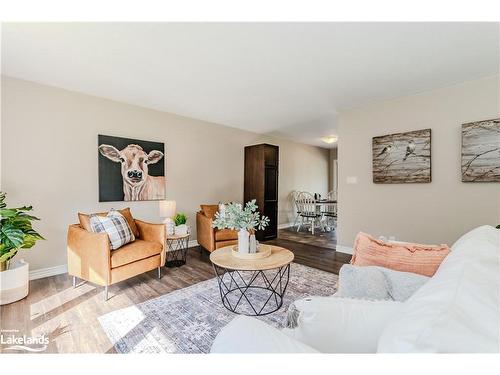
[98,263,338,353]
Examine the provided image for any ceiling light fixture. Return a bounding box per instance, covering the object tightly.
[321,135,338,144]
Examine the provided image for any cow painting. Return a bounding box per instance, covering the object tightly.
[98,135,166,202]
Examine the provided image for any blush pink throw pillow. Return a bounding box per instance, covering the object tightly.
[351,232,451,277]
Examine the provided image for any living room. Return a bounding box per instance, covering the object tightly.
[1,1,499,374]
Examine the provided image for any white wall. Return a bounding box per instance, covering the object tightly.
[337,75,500,252]
[1,76,329,271]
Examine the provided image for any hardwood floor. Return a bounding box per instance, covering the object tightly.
[278,227,337,250]
[265,238,351,274]
[0,240,350,354]
[0,249,214,354]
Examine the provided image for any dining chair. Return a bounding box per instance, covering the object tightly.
[296,192,322,235]
[291,191,302,229]
[321,190,338,230]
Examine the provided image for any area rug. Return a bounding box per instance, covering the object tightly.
[98,263,338,353]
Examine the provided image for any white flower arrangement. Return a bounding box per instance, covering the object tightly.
[212,199,269,232]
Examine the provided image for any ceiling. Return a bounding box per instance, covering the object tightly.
[2,23,499,148]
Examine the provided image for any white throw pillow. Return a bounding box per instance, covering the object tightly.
[283,296,403,353]
[377,225,500,353]
[90,209,135,250]
[337,264,429,301]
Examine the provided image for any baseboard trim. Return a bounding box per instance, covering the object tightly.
[29,264,68,280]
[188,239,199,248]
[336,245,353,255]
[278,222,294,229]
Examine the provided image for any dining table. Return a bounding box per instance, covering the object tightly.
[314,200,337,231]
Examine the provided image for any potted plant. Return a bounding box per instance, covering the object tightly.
[0,192,44,305]
[212,199,269,253]
[174,213,188,235]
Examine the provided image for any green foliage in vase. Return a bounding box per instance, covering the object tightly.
[212,199,270,232]
[174,213,187,226]
[0,192,44,265]
[496,224,500,229]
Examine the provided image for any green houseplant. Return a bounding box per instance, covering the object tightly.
[173,213,187,226]
[212,199,269,253]
[173,213,188,235]
[0,192,44,271]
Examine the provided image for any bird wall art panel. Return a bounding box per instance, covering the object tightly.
[461,118,500,182]
[372,129,431,183]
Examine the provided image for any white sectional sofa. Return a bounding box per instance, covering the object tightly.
[211,225,500,353]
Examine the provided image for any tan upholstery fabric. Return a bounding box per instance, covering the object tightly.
[110,255,161,284]
[215,228,238,241]
[215,239,238,249]
[67,218,165,287]
[110,239,162,268]
[200,204,219,219]
[135,220,166,266]
[67,224,110,286]
[78,207,139,237]
[196,211,216,251]
[196,208,238,252]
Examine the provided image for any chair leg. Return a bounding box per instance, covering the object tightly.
[292,214,300,229]
[311,218,315,235]
[157,266,161,279]
[297,216,303,232]
[104,285,108,301]
[72,276,77,288]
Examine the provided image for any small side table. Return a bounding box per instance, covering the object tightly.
[165,233,190,268]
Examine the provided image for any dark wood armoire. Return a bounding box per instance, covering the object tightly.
[244,143,279,241]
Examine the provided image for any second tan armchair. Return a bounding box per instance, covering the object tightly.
[67,210,165,300]
[196,204,238,253]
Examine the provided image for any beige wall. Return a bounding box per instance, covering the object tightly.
[328,147,338,192]
[1,76,329,271]
[337,76,500,252]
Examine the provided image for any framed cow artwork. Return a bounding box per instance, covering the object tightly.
[98,135,166,202]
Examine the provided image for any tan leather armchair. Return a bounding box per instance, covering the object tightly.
[67,218,165,300]
[196,205,237,252]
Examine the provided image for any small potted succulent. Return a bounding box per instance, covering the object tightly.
[173,213,188,236]
[212,199,269,253]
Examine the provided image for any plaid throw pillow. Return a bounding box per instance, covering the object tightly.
[89,209,135,250]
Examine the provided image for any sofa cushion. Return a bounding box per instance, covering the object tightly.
[214,228,238,241]
[377,225,500,353]
[284,296,403,353]
[111,239,162,268]
[200,204,218,219]
[351,232,450,277]
[211,316,318,353]
[337,264,429,302]
[89,210,135,250]
[78,207,139,237]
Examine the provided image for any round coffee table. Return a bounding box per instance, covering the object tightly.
[210,245,294,316]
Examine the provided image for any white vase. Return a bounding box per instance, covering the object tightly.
[164,218,175,236]
[238,229,250,253]
[0,259,29,305]
[175,224,188,236]
[249,234,257,253]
